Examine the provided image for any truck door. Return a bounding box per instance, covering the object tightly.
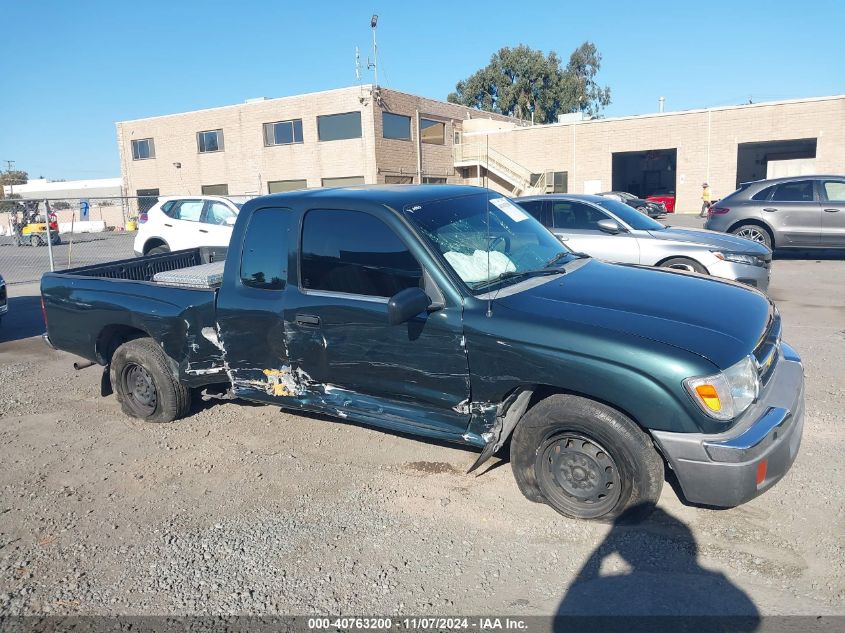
[287,207,471,437]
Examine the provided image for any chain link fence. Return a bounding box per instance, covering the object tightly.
[0,195,254,285]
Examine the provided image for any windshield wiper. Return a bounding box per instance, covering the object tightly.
[544,251,571,267]
[474,267,565,290]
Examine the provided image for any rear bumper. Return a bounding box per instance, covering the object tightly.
[651,342,804,507]
[709,259,770,292]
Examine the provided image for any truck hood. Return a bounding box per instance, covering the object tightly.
[647,227,771,256]
[495,259,772,369]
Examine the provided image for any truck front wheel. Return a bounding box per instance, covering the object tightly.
[110,338,191,423]
[511,394,663,522]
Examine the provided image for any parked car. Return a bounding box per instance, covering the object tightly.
[705,176,845,250]
[599,191,666,218]
[42,185,803,522]
[133,196,242,256]
[647,190,676,213]
[0,273,7,324]
[516,194,772,291]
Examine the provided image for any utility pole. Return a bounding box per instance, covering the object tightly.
[369,14,379,87]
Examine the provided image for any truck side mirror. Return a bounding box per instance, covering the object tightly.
[387,287,432,326]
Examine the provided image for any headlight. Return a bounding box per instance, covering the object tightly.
[684,355,759,420]
[712,251,764,267]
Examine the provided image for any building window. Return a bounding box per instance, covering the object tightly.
[241,208,290,290]
[321,176,365,187]
[268,179,307,193]
[422,177,447,184]
[382,112,411,140]
[131,138,155,160]
[552,171,568,193]
[263,119,303,146]
[420,118,446,145]
[201,184,229,195]
[136,188,159,214]
[197,129,224,153]
[301,209,422,298]
[385,175,413,184]
[317,112,362,141]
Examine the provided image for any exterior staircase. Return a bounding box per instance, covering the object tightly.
[454,143,548,195]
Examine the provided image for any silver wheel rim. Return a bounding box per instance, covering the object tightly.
[736,227,766,244]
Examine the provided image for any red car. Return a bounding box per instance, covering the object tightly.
[646,192,676,213]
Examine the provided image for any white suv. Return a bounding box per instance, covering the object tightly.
[133,196,242,256]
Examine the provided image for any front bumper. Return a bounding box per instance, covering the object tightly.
[651,342,804,507]
[709,258,770,292]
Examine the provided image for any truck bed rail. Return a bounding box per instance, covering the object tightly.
[57,247,227,283]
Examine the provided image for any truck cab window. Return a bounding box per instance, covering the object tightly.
[240,208,290,290]
[301,209,422,297]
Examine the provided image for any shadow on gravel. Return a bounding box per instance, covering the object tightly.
[555,505,759,628]
[0,295,45,343]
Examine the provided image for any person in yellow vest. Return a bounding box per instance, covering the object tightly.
[699,182,712,217]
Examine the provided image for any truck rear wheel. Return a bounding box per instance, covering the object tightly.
[511,394,663,522]
[110,338,191,423]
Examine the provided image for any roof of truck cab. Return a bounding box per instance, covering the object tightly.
[255,184,491,208]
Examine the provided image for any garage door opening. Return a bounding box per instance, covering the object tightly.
[612,149,677,198]
[736,138,817,186]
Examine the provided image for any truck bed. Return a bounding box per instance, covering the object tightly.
[58,246,227,287]
[41,247,229,384]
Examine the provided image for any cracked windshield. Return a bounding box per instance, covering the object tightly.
[404,193,573,290]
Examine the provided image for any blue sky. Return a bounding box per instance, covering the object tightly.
[1,0,843,180]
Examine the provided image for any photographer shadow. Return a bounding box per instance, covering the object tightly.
[555,505,759,631]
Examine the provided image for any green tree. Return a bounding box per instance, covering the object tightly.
[447,42,611,123]
[0,169,28,199]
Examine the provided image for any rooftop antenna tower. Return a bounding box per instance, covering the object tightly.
[367,14,379,87]
[355,46,362,82]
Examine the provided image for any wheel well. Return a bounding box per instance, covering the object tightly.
[143,238,167,254]
[727,219,775,248]
[654,255,708,274]
[95,325,148,364]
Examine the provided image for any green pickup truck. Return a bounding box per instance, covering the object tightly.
[41,185,804,521]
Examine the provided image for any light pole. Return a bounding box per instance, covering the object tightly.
[370,14,378,87]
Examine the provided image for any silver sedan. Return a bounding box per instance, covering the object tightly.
[515,194,773,292]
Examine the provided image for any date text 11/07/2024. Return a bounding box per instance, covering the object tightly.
[307,617,528,630]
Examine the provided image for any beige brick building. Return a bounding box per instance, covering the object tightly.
[116,85,519,202]
[117,89,845,214]
[458,94,845,212]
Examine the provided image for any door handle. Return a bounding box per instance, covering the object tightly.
[824,208,840,213]
[762,208,777,213]
[164,223,173,227]
[199,229,209,233]
[296,314,321,327]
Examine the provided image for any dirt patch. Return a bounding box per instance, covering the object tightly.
[404,461,461,475]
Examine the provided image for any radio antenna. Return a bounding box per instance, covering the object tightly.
[355,47,361,82]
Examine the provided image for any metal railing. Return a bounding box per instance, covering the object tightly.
[454,143,548,195]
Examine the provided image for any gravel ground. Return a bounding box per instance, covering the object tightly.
[1,218,843,617]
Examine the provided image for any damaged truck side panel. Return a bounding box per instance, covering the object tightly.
[41,185,804,521]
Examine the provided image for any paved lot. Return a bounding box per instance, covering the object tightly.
[0,216,843,617]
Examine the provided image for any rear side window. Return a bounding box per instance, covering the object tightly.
[301,209,422,298]
[751,186,775,201]
[205,201,236,225]
[770,180,815,202]
[240,208,290,290]
[170,200,204,222]
[518,200,546,224]
[552,201,609,230]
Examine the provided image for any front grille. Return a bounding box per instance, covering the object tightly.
[753,309,781,385]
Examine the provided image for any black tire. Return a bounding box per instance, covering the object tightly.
[30,234,44,247]
[110,338,191,423]
[659,257,707,274]
[511,394,663,522]
[732,223,772,249]
[146,245,170,255]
